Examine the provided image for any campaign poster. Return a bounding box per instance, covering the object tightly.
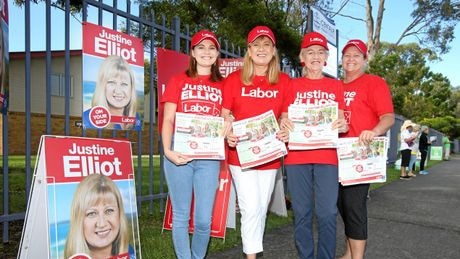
[218,58,242,77]
[45,136,141,259]
[288,102,338,150]
[430,146,443,161]
[0,0,9,114]
[337,137,388,186]
[233,110,288,169]
[173,112,225,160]
[82,22,144,131]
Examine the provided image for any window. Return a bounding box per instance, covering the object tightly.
[51,73,74,97]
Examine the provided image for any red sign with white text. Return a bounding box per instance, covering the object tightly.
[45,137,134,182]
[82,22,143,66]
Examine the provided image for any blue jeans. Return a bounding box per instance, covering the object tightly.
[164,157,220,259]
[286,164,339,259]
[408,154,417,171]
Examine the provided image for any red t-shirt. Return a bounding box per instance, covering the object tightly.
[341,73,394,138]
[161,72,223,118]
[222,70,290,170]
[282,77,345,165]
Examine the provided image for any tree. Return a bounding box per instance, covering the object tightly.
[369,42,454,120]
[331,0,460,62]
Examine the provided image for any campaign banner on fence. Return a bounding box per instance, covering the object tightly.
[173,112,225,160]
[18,136,141,259]
[233,110,288,169]
[82,22,144,131]
[0,0,9,114]
[162,160,232,238]
[288,102,338,150]
[337,137,388,186]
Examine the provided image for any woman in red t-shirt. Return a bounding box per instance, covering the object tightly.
[279,31,348,259]
[221,26,290,259]
[337,39,394,259]
[161,30,223,259]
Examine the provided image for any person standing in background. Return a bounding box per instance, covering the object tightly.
[419,126,432,174]
[279,31,348,259]
[338,39,395,259]
[161,30,223,259]
[408,124,421,176]
[442,135,451,161]
[221,25,290,259]
[399,120,417,179]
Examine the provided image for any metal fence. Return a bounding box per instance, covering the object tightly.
[0,0,242,243]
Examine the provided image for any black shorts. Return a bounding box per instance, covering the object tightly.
[337,183,370,240]
[400,149,412,167]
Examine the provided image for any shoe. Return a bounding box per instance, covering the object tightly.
[419,171,429,175]
[400,176,411,180]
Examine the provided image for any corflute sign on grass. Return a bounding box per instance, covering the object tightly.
[18,136,142,259]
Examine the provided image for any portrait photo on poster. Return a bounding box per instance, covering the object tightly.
[82,55,144,131]
[47,174,140,259]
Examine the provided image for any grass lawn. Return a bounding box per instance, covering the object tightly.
[1,156,441,258]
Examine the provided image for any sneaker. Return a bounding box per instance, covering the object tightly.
[400,176,411,180]
[422,170,429,175]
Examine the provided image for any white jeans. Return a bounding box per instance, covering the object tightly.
[229,165,277,254]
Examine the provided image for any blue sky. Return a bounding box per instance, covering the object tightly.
[331,1,460,87]
[8,1,460,87]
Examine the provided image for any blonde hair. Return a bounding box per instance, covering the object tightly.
[400,120,414,132]
[64,174,130,258]
[241,43,281,85]
[92,55,137,129]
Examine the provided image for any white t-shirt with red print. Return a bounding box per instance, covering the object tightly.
[222,70,290,170]
[282,77,345,166]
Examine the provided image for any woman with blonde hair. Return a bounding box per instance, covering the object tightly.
[399,120,417,179]
[64,174,133,259]
[222,25,290,259]
[83,55,141,130]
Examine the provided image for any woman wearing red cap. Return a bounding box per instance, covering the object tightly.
[279,31,348,259]
[161,30,223,259]
[338,39,394,259]
[221,25,290,259]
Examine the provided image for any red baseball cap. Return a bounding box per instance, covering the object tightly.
[191,30,220,50]
[301,31,329,50]
[247,26,276,45]
[342,39,368,57]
